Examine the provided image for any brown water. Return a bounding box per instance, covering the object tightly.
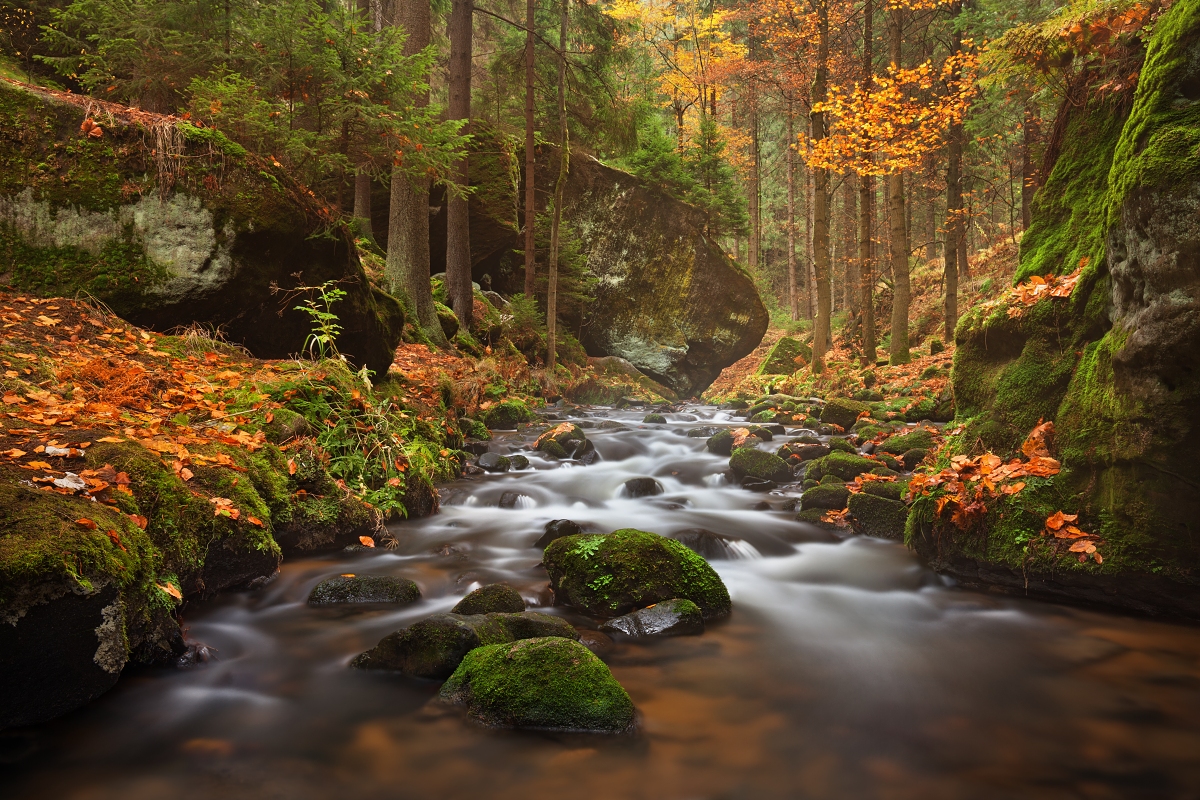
[4,406,1200,799]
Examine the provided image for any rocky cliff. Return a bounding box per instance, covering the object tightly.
[0,80,403,375]
[912,1,1200,617]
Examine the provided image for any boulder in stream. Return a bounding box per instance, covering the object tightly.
[820,398,871,431]
[351,611,578,678]
[439,637,635,732]
[535,519,583,549]
[307,575,420,605]
[623,477,664,498]
[543,529,731,619]
[728,448,792,483]
[451,584,526,615]
[600,599,704,639]
[848,493,908,540]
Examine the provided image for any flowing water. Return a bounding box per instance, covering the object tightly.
[4,406,1200,799]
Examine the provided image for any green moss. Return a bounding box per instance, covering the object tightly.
[828,438,857,454]
[483,399,535,429]
[800,483,849,511]
[848,492,907,539]
[440,637,635,732]
[757,336,811,375]
[805,450,877,482]
[177,121,248,159]
[543,529,731,619]
[878,428,934,455]
[728,448,791,482]
[821,397,870,430]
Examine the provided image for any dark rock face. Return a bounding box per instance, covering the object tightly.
[623,477,664,498]
[498,492,528,509]
[0,82,403,375]
[308,575,420,605]
[477,452,511,472]
[351,611,578,678]
[439,637,635,732]
[600,599,704,639]
[668,528,737,560]
[452,584,525,615]
[0,586,125,729]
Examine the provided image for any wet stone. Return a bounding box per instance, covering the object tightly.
[669,528,738,560]
[741,476,776,492]
[498,492,529,509]
[478,452,511,472]
[536,519,583,549]
[577,629,615,657]
[687,426,721,438]
[599,599,704,639]
[624,477,664,498]
[308,575,421,606]
[452,584,526,615]
[509,454,530,470]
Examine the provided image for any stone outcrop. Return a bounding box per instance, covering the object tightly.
[913,2,1200,617]
[0,80,403,375]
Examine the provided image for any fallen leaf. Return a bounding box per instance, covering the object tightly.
[75,518,98,530]
[247,516,263,527]
[359,536,376,547]
[156,581,183,600]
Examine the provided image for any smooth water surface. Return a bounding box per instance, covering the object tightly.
[4,406,1200,799]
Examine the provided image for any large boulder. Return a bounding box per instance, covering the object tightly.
[439,637,635,732]
[0,81,403,375]
[756,336,812,375]
[423,131,767,398]
[542,529,731,619]
[915,3,1200,617]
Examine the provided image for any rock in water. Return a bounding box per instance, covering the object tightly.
[600,599,704,639]
[820,398,871,431]
[452,584,525,614]
[477,452,511,472]
[848,493,908,540]
[0,82,402,375]
[351,611,578,678]
[543,528,731,619]
[535,519,583,549]
[308,576,420,605]
[439,637,635,732]
[728,448,792,483]
[623,477,664,498]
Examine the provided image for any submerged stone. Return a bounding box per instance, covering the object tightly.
[624,477,664,498]
[307,575,420,605]
[599,599,704,639]
[535,519,583,549]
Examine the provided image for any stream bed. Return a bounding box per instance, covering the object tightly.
[4,405,1200,799]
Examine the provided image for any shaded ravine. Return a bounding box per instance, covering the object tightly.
[3,406,1200,799]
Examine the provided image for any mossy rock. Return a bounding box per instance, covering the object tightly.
[818,474,845,485]
[440,637,635,732]
[848,493,908,539]
[728,448,792,483]
[543,529,731,620]
[862,481,905,502]
[750,410,776,423]
[805,451,878,482]
[757,336,812,375]
[483,400,535,430]
[878,428,935,455]
[800,484,850,511]
[452,584,525,614]
[821,397,870,431]
[351,611,578,678]
[460,417,491,441]
[828,438,857,455]
[642,412,667,424]
[307,575,420,605]
[435,301,460,339]
[0,81,403,375]
[706,429,735,455]
[900,448,929,471]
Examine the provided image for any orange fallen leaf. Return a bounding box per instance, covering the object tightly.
[76,518,98,530]
[3,448,28,458]
[247,516,263,527]
[287,458,297,475]
[98,436,124,443]
[157,581,183,600]
[359,536,376,547]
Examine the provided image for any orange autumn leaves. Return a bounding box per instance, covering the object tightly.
[910,420,1105,564]
[1007,266,1083,318]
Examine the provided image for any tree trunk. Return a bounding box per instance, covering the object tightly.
[811,3,832,373]
[858,0,874,366]
[805,126,815,321]
[748,100,760,272]
[522,0,537,297]
[385,0,446,347]
[447,0,474,333]
[843,176,859,323]
[351,0,376,247]
[547,0,569,370]
[1021,100,1039,231]
[945,85,963,343]
[887,6,910,365]
[787,100,798,321]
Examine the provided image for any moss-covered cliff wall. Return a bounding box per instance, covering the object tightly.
[912,0,1200,616]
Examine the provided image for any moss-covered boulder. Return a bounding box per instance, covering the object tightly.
[878,428,936,455]
[642,412,667,424]
[917,2,1200,617]
[0,82,402,374]
[440,637,635,732]
[483,399,535,430]
[451,584,525,614]
[728,448,792,483]
[308,575,420,605]
[351,611,578,678]
[848,493,907,539]
[435,301,460,339]
[800,484,850,511]
[543,529,731,619]
[827,438,858,455]
[805,451,878,482]
[821,397,870,431]
[756,336,812,375]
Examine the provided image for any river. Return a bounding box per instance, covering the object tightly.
[3,405,1200,799]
